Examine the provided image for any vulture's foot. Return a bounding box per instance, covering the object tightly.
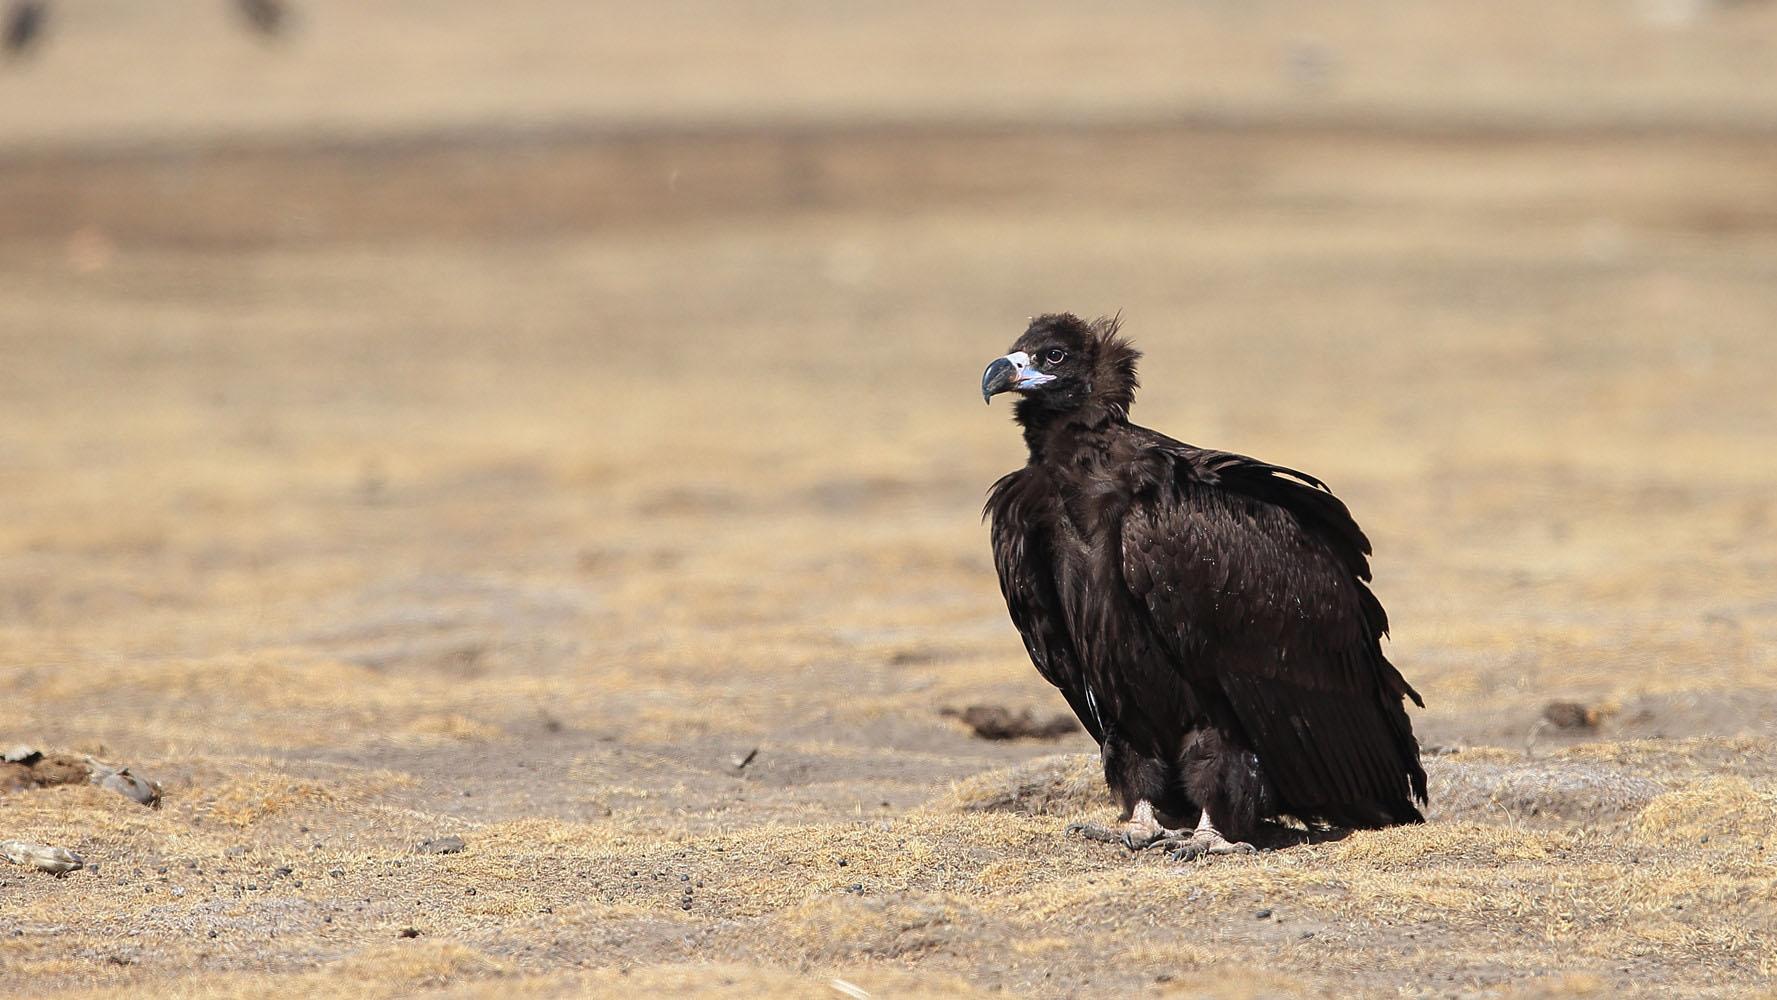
[1162,813,1255,862]
[1162,831,1255,861]
[1066,801,1187,850]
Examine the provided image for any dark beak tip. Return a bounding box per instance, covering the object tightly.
[981,356,1017,404]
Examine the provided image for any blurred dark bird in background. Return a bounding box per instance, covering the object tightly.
[3,0,290,60]
[982,314,1426,860]
[3,0,46,57]
[234,0,290,38]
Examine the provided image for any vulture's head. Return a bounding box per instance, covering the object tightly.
[981,313,1141,419]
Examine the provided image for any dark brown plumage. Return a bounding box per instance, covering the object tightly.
[982,313,1425,855]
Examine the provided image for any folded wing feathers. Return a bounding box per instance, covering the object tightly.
[1124,446,1427,819]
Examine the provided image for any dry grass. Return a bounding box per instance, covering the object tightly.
[4,2,1777,997]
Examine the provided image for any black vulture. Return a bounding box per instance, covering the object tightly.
[981,313,1426,859]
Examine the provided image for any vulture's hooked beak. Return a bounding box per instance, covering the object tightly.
[981,351,1054,403]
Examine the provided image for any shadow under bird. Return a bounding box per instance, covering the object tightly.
[981,314,1426,860]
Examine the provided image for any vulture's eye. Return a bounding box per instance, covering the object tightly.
[1043,348,1067,365]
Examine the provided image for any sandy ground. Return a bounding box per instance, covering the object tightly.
[3,3,1777,997]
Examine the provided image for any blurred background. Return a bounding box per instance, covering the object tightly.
[3,2,1776,995]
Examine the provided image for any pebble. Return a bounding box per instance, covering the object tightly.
[399,927,421,939]
[1255,908,1273,919]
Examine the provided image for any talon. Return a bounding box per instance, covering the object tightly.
[1071,802,1198,852]
[1167,833,1255,861]
[1162,813,1256,862]
[1066,823,1125,845]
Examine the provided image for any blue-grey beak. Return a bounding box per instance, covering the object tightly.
[981,351,1055,403]
[982,357,1017,403]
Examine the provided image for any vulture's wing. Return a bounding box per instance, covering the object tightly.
[1121,448,1425,823]
[986,469,1104,742]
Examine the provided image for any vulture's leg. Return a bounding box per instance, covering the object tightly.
[1162,810,1256,861]
[1066,800,1189,850]
[1070,731,1193,848]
